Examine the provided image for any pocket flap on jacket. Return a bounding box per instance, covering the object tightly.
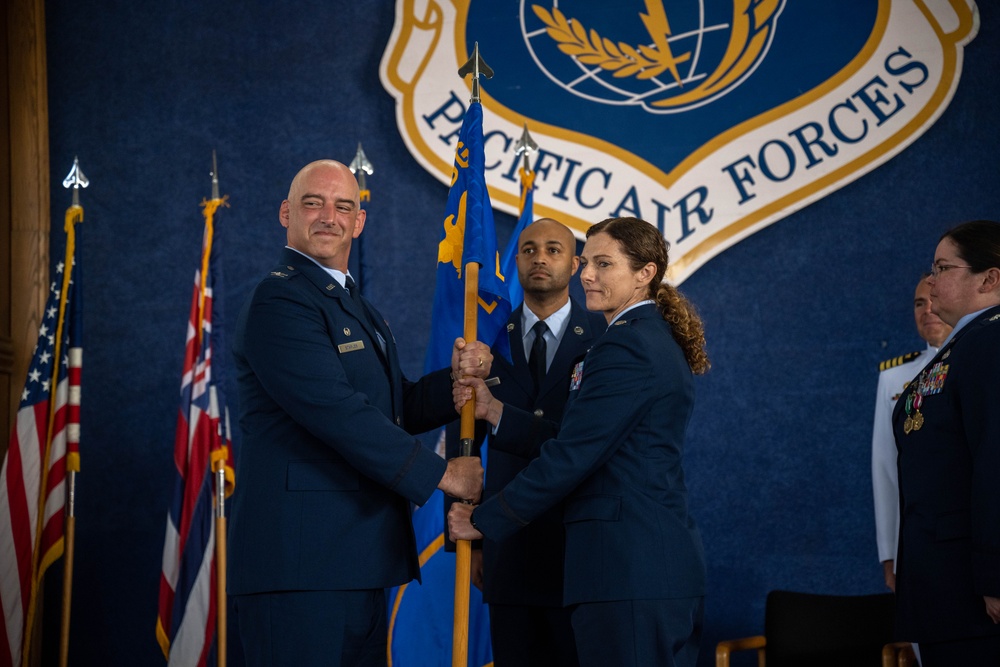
[564,494,621,523]
[934,510,971,541]
[287,458,359,491]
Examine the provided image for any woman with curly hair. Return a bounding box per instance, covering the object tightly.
[449,217,709,667]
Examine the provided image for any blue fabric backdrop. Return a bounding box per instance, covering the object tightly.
[39,2,1000,665]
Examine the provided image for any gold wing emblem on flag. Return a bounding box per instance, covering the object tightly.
[438,191,467,277]
[532,0,781,108]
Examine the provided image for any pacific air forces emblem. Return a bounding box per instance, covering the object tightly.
[381,0,979,283]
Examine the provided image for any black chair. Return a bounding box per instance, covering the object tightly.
[715,590,909,667]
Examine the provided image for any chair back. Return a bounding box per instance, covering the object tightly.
[764,590,895,667]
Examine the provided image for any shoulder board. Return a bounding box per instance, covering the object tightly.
[878,350,921,372]
[268,264,299,280]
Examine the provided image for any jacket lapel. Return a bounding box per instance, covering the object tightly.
[282,248,390,368]
[538,301,598,400]
[505,306,536,398]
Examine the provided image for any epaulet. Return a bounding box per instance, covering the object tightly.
[267,263,299,280]
[878,350,921,372]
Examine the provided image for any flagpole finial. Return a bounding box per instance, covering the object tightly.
[349,142,374,202]
[210,150,220,200]
[62,157,89,207]
[458,42,493,103]
[514,123,539,171]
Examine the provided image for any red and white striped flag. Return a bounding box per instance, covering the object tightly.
[156,196,233,667]
[0,229,83,666]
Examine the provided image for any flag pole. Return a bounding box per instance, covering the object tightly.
[203,151,230,667]
[453,42,493,667]
[58,157,88,667]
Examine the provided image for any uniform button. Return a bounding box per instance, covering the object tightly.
[533,409,544,418]
[395,416,402,425]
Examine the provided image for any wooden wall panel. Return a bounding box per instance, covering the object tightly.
[4,0,49,450]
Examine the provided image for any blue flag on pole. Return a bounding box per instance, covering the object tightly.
[423,101,511,374]
[387,485,493,667]
[499,165,536,309]
[387,100,502,667]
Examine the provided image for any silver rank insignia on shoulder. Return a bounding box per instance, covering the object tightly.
[507,323,515,332]
[614,320,628,326]
[270,271,288,278]
[574,326,583,335]
[990,313,1000,322]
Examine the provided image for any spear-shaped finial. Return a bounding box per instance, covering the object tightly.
[457,41,493,103]
[210,150,220,201]
[514,123,538,171]
[349,142,374,202]
[62,157,89,207]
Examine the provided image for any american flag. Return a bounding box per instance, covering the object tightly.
[156,198,233,667]
[0,247,83,666]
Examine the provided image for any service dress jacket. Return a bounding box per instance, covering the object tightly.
[228,248,454,596]
[481,300,605,607]
[872,346,937,564]
[892,305,1000,643]
[474,303,706,605]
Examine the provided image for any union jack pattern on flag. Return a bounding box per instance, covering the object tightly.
[0,239,83,667]
[157,197,234,667]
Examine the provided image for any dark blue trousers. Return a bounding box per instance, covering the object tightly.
[489,603,579,666]
[570,597,704,667]
[234,589,387,667]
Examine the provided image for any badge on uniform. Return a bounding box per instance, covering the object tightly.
[918,362,949,396]
[569,360,584,391]
[891,380,911,402]
[338,341,365,353]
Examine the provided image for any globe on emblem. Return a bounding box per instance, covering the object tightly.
[521,0,785,114]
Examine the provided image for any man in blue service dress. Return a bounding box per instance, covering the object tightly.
[459,218,605,666]
[229,160,487,667]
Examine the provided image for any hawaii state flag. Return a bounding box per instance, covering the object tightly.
[157,196,234,667]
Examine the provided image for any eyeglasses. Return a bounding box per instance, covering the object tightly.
[929,263,972,278]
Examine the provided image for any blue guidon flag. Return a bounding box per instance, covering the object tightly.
[380,0,979,283]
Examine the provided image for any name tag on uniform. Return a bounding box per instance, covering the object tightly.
[338,341,365,353]
[569,360,584,391]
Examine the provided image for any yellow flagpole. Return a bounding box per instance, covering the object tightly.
[57,199,84,667]
[452,260,480,667]
[452,41,493,667]
[24,200,82,667]
[201,151,231,667]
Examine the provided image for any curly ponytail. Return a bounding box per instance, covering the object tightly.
[654,283,710,374]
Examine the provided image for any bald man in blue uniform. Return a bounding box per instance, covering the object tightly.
[228,160,487,667]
